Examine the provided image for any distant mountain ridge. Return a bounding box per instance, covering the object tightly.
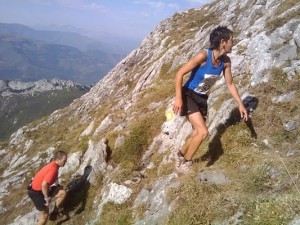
[0,23,136,85]
[32,23,141,53]
[0,23,138,52]
[0,78,89,96]
[0,79,90,141]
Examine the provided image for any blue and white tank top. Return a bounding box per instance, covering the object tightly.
[184,48,224,95]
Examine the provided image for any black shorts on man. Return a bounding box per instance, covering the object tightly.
[28,189,48,211]
[181,87,208,117]
[27,185,59,211]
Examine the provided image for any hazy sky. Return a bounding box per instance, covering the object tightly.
[0,0,212,40]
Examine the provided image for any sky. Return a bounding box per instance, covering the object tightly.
[0,0,212,40]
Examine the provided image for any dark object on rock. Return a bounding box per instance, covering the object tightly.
[242,96,258,113]
[66,166,92,193]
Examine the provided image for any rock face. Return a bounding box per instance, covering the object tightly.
[1,0,300,224]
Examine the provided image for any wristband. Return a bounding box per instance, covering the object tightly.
[44,197,51,204]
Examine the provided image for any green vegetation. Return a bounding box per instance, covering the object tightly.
[113,118,154,170]
[98,201,132,225]
[163,9,220,48]
[236,44,248,54]
[243,194,300,225]
[266,0,300,33]
[112,107,166,179]
[166,177,235,224]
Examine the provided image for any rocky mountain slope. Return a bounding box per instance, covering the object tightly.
[0,0,299,224]
[0,79,89,141]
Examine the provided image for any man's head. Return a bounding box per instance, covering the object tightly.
[209,26,233,51]
[54,151,67,167]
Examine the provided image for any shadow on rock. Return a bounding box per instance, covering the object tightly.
[195,96,259,167]
[58,165,93,224]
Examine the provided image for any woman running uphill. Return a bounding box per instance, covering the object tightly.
[173,26,248,173]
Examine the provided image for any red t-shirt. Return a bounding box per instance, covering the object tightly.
[31,161,59,191]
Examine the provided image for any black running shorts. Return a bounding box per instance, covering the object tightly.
[27,185,59,211]
[181,87,208,117]
[28,189,47,211]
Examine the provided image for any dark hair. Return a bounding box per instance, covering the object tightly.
[209,26,233,49]
[53,150,67,160]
